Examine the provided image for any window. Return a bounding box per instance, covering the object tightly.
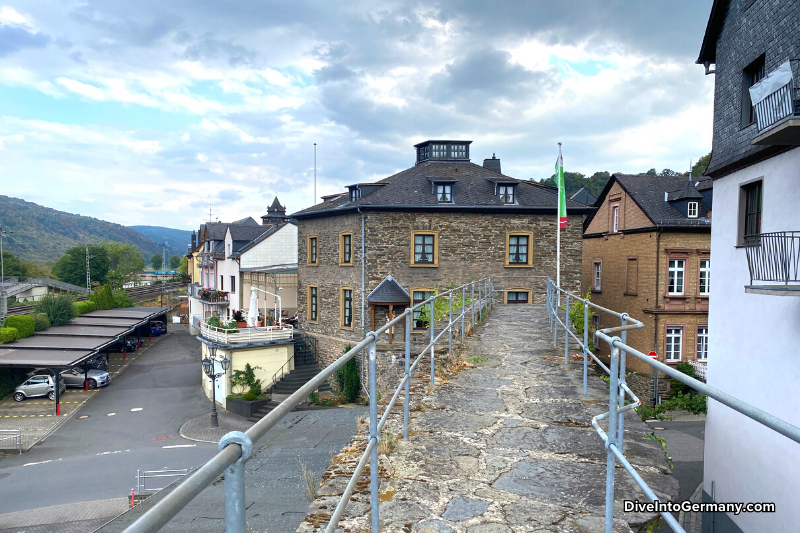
[506,290,529,304]
[307,236,318,265]
[435,183,453,203]
[505,232,532,267]
[411,231,438,267]
[451,144,466,159]
[412,289,436,329]
[498,184,515,204]
[432,144,447,158]
[230,276,235,293]
[593,261,602,291]
[743,181,762,239]
[341,288,353,328]
[613,205,619,232]
[625,258,638,295]
[688,202,698,218]
[227,243,231,256]
[591,315,600,348]
[339,233,353,265]
[699,259,710,295]
[697,326,709,360]
[666,327,683,361]
[668,260,685,295]
[350,187,361,202]
[308,285,318,323]
[741,54,765,127]
[417,145,429,162]
[220,275,224,290]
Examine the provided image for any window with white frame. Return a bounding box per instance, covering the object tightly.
[350,187,361,202]
[432,144,447,158]
[498,184,516,204]
[666,327,683,361]
[697,326,708,360]
[435,183,453,203]
[688,202,698,218]
[613,205,619,233]
[593,261,602,291]
[699,259,710,295]
[450,144,466,159]
[668,259,685,294]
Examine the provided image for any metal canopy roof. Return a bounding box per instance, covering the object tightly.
[0,307,169,369]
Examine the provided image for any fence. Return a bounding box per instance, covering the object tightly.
[546,279,800,533]
[136,468,190,494]
[197,321,293,344]
[121,277,494,533]
[744,231,800,284]
[0,429,22,454]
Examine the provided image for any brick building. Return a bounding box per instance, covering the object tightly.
[582,174,712,383]
[292,140,592,379]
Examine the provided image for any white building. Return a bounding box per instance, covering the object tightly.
[698,2,800,531]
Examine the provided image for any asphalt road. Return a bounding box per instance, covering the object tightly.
[0,327,219,514]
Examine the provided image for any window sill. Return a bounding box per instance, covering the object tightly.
[665,294,688,299]
[623,292,638,297]
[340,325,355,331]
[339,263,354,267]
[504,264,533,268]
[410,263,438,268]
[306,263,319,267]
[591,289,602,294]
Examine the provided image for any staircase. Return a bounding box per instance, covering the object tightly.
[246,362,331,423]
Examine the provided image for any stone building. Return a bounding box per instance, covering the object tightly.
[582,174,712,391]
[291,140,592,380]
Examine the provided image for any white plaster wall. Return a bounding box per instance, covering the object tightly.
[217,232,242,315]
[705,147,800,532]
[239,224,297,269]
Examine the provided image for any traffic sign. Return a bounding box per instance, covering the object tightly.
[648,351,658,359]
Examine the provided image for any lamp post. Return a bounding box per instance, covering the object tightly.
[202,345,230,428]
[0,227,11,322]
[250,286,283,326]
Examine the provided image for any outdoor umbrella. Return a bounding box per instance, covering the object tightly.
[247,289,259,328]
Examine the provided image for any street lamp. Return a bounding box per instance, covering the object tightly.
[250,286,283,326]
[202,345,230,428]
[0,227,12,322]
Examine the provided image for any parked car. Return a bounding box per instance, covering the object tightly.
[150,322,165,336]
[60,368,111,389]
[85,356,109,371]
[110,339,137,353]
[13,375,66,402]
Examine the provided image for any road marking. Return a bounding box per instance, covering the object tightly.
[107,412,116,416]
[162,444,196,449]
[96,449,130,456]
[23,460,52,467]
[131,408,143,412]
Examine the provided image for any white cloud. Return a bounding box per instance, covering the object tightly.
[197,153,208,162]
[0,6,31,27]
[55,78,105,100]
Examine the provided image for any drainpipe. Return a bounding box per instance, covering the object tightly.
[653,227,663,401]
[358,208,367,396]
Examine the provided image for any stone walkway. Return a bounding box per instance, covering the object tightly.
[298,304,679,533]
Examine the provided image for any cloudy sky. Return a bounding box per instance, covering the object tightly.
[0,0,714,230]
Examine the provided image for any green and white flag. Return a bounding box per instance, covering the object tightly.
[555,145,567,228]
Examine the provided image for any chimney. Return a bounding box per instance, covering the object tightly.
[483,153,501,174]
[191,230,197,249]
[664,192,669,202]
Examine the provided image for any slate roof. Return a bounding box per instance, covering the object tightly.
[200,222,230,241]
[367,275,411,304]
[291,161,592,218]
[570,187,597,206]
[228,225,271,243]
[268,197,285,212]
[587,174,713,230]
[231,216,260,226]
[695,177,713,191]
[229,223,287,258]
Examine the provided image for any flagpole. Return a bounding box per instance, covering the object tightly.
[556,142,562,289]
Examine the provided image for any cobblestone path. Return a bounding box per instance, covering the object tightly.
[298,304,678,533]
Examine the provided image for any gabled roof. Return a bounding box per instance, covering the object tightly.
[227,225,270,243]
[291,161,592,219]
[231,216,260,226]
[229,223,288,258]
[695,177,713,191]
[367,275,410,304]
[570,187,597,206]
[697,0,728,65]
[667,179,704,201]
[201,222,229,241]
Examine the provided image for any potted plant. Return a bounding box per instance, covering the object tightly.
[257,313,264,327]
[232,310,246,328]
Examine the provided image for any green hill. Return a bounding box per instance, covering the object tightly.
[129,226,193,255]
[0,195,162,264]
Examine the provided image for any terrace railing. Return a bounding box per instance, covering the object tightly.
[751,61,798,132]
[744,231,800,285]
[122,276,494,533]
[546,279,800,533]
[198,321,293,344]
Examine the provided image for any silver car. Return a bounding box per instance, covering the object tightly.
[13,375,66,402]
[60,368,111,389]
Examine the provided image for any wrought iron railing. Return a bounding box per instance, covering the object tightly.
[744,231,800,284]
[754,81,796,131]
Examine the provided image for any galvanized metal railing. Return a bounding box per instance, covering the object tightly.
[744,231,800,285]
[546,279,800,533]
[0,429,22,454]
[122,277,493,533]
[136,468,190,494]
[754,80,795,131]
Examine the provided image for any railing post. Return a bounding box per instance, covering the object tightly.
[583,299,589,395]
[605,343,621,533]
[617,316,628,454]
[477,280,482,321]
[564,293,570,364]
[430,298,435,386]
[448,290,453,358]
[404,310,411,440]
[368,335,379,533]
[219,431,253,533]
[471,282,475,329]
[461,286,465,342]
[553,286,558,347]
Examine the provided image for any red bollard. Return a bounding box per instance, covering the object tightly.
[123,349,126,360]
[56,403,60,416]
[131,488,135,507]
[85,380,88,391]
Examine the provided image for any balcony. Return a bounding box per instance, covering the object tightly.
[198,320,293,345]
[744,231,800,296]
[188,284,229,305]
[751,62,800,146]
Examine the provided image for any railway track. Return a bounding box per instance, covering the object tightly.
[4,283,186,316]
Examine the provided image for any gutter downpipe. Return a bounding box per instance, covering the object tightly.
[359,208,368,398]
[653,227,662,405]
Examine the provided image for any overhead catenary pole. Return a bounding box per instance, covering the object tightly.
[314,143,317,205]
[555,142,566,289]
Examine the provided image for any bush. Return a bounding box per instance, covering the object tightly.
[242,391,258,401]
[0,327,19,344]
[568,291,596,338]
[335,344,360,403]
[671,362,697,397]
[207,316,221,327]
[3,315,35,338]
[35,293,75,326]
[33,313,50,331]
[90,284,115,310]
[230,363,262,395]
[248,383,261,397]
[112,289,132,308]
[73,301,97,315]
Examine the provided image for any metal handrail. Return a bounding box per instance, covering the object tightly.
[744,231,800,284]
[0,429,22,454]
[122,277,494,533]
[546,278,800,533]
[266,353,296,393]
[754,80,795,131]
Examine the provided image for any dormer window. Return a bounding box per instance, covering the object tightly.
[688,202,698,218]
[498,184,516,204]
[436,183,453,203]
[451,144,466,159]
[414,140,472,163]
[350,187,361,202]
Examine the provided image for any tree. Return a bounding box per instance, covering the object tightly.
[52,245,110,287]
[645,168,658,176]
[103,241,145,288]
[151,253,163,270]
[692,153,711,177]
[169,255,181,270]
[538,170,612,199]
[0,252,27,277]
[660,168,680,176]
[178,256,189,277]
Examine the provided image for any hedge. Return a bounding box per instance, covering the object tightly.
[73,301,97,315]
[2,315,35,338]
[0,327,19,344]
[34,313,50,331]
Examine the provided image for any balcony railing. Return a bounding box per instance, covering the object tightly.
[188,284,229,305]
[751,61,799,136]
[744,231,800,285]
[198,320,293,344]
